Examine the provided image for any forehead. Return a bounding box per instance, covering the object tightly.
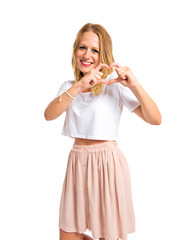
[80,31,99,48]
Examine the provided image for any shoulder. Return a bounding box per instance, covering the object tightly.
[56,80,75,97]
[64,80,75,88]
[59,80,75,89]
[66,80,75,89]
[67,80,75,85]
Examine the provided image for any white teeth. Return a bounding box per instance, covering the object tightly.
[82,60,92,65]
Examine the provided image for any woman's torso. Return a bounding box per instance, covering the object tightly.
[74,89,117,145]
[57,71,140,141]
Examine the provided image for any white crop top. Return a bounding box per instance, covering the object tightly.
[56,71,140,140]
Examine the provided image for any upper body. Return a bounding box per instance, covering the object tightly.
[55,70,140,141]
[44,23,161,145]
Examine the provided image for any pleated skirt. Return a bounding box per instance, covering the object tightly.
[58,141,135,240]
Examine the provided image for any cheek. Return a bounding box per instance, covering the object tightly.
[94,55,100,64]
[76,50,82,60]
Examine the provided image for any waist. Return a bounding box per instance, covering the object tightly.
[74,138,117,145]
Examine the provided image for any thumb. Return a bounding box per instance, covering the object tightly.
[108,77,119,86]
[97,79,109,85]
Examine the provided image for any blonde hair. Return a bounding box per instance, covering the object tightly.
[72,23,115,95]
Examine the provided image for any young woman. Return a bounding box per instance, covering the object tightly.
[44,23,161,240]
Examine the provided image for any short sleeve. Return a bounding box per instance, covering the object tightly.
[56,80,74,98]
[118,83,140,112]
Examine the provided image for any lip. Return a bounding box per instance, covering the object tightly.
[80,60,93,67]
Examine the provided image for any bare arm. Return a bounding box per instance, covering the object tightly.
[109,63,162,125]
[44,82,82,121]
[44,63,110,121]
[131,83,162,125]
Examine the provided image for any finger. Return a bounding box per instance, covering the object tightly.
[116,68,126,75]
[114,67,127,78]
[95,63,110,71]
[97,79,109,85]
[89,76,97,85]
[95,71,103,78]
[114,66,121,75]
[107,77,120,85]
[110,62,122,69]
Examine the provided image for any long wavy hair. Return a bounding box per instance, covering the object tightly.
[72,23,115,95]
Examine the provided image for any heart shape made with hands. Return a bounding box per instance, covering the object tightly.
[96,63,127,86]
[82,63,128,92]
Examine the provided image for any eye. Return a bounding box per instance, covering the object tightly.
[92,49,99,53]
[79,46,86,50]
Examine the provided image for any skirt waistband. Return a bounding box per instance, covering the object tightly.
[72,141,118,152]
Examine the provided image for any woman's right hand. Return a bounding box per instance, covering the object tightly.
[44,63,109,121]
[77,63,110,91]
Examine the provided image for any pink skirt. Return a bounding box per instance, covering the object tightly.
[58,141,135,240]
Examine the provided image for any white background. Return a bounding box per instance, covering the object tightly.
[0,0,186,240]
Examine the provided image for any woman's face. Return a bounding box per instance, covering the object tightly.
[76,31,100,75]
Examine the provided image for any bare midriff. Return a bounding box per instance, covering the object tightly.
[74,138,116,145]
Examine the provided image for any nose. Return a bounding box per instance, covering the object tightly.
[83,49,91,59]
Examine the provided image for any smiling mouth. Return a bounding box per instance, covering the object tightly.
[80,60,93,67]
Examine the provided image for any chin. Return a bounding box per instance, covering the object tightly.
[80,67,93,75]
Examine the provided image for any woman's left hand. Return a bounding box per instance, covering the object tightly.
[108,62,139,88]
